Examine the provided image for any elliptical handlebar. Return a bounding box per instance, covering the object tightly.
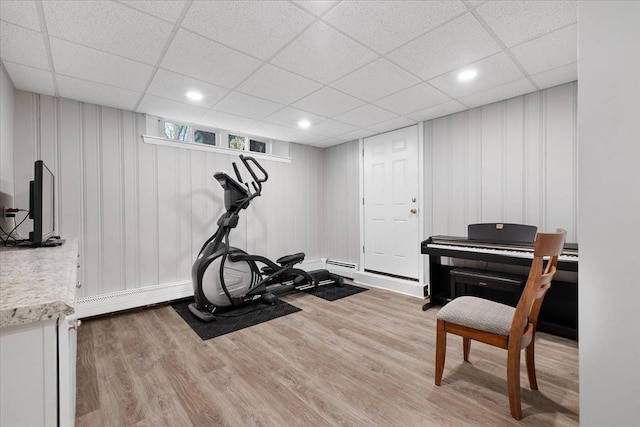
[239,154,268,196]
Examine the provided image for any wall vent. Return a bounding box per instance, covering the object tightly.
[325,259,358,279]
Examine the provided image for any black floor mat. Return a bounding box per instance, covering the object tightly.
[302,283,368,301]
[171,299,301,340]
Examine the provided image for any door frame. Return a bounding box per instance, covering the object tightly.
[358,124,425,292]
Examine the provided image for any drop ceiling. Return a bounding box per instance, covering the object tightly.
[0,1,577,148]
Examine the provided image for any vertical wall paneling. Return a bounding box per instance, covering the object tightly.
[323,140,360,263]
[504,96,525,223]
[423,82,577,242]
[100,108,123,293]
[545,83,577,241]
[136,121,159,288]
[82,104,102,295]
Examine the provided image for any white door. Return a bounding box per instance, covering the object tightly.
[364,125,420,280]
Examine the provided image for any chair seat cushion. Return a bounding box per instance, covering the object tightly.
[437,296,515,336]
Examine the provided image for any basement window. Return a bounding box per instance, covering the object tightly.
[228,134,246,151]
[164,122,190,141]
[194,129,216,146]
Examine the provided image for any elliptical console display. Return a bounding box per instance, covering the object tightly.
[189,155,344,322]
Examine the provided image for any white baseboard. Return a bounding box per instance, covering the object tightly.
[74,280,193,319]
[353,271,425,299]
[74,258,325,318]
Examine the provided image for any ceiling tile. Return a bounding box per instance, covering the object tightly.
[531,62,577,89]
[212,91,283,120]
[333,104,397,128]
[0,22,49,70]
[0,1,40,31]
[477,1,576,47]
[147,69,228,108]
[458,78,536,108]
[198,110,259,135]
[283,130,327,145]
[57,75,140,111]
[137,94,209,123]
[292,87,365,118]
[161,29,263,89]
[117,0,187,23]
[312,137,344,148]
[291,1,339,17]
[263,107,325,129]
[510,24,577,76]
[236,64,322,105]
[42,0,173,65]
[310,119,358,138]
[338,128,376,141]
[250,121,297,140]
[428,52,525,98]
[374,83,451,115]
[331,58,421,102]
[367,117,417,134]
[406,100,467,122]
[183,1,314,60]
[271,22,377,84]
[51,37,153,92]
[324,0,466,54]
[387,12,501,80]
[3,62,55,96]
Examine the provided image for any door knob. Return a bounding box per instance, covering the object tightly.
[410,208,417,214]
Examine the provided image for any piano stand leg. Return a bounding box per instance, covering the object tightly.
[422,302,436,311]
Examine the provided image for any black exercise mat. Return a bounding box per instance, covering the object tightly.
[171,299,301,340]
[302,283,368,301]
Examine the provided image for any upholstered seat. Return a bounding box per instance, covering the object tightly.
[437,296,515,337]
[433,229,567,420]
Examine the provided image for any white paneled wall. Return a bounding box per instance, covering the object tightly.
[322,140,360,263]
[13,92,325,298]
[424,82,577,242]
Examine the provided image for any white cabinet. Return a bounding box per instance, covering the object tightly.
[0,320,58,427]
[0,240,79,427]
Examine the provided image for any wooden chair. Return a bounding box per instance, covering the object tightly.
[434,229,566,420]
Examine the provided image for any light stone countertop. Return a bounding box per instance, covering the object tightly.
[0,238,78,328]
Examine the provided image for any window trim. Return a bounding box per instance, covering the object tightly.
[141,134,291,163]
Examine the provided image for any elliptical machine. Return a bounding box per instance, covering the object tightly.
[189,154,344,322]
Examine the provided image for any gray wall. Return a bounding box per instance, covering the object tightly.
[323,139,360,263]
[12,91,325,298]
[578,2,640,425]
[424,82,577,242]
[0,66,15,234]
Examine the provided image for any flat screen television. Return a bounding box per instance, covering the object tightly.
[28,160,63,246]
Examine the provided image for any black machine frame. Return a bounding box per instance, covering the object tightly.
[189,155,343,322]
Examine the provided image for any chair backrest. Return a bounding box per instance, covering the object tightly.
[509,229,567,337]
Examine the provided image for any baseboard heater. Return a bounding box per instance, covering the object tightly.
[74,280,193,319]
[325,259,358,279]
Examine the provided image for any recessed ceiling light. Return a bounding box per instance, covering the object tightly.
[458,69,478,82]
[298,119,311,129]
[186,91,203,101]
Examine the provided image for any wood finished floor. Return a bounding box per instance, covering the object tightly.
[75,286,579,426]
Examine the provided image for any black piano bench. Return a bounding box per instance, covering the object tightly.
[449,268,527,306]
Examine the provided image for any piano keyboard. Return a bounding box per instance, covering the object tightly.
[426,243,579,263]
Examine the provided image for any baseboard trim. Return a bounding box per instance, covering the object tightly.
[73,258,325,318]
[353,271,425,298]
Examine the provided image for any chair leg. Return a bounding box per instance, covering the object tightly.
[435,320,447,386]
[463,337,471,361]
[526,339,538,390]
[507,347,523,420]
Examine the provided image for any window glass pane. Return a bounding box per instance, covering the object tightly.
[194,130,216,145]
[164,122,190,141]
[249,139,267,153]
[228,134,245,150]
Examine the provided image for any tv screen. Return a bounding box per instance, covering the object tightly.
[29,160,57,245]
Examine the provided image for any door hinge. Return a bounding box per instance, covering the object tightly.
[362,197,364,205]
[363,245,365,253]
